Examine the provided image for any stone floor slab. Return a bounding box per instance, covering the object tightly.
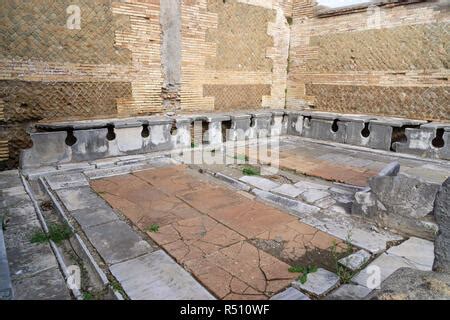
[206,200,296,238]
[252,189,320,218]
[71,207,119,229]
[352,253,418,289]
[251,220,347,271]
[110,250,215,300]
[239,176,280,191]
[270,287,310,300]
[386,237,434,271]
[83,220,153,265]
[301,209,403,254]
[292,268,340,297]
[185,241,296,299]
[12,266,71,300]
[149,215,245,263]
[91,174,202,228]
[46,173,89,190]
[301,190,330,203]
[271,184,303,198]
[327,284,373,300]
[56,187,105,212]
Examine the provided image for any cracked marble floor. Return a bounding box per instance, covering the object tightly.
[91,165,347,299]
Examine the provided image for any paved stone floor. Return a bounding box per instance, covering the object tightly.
[246,136,450,187]
[91,165,347,299]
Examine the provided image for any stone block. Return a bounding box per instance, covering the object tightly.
[369,173,440,219]
[20,131,71,169]
[339,250,371,272]
[302,118,346,143]
[110,250,215,300]
[291,268,340,296]
[252,189,320,218]
[352,253,418,288]
[45,173,89,190]
[215,173,251,192]
[387,237,434,271]
[83,220,153,265]
[433,178,450,273]
[239,176,280,191]
[71,207,119,229]
[270,287,310,300]
[143,123,174,152]
[56,187,107,212]
[327,284,372,300]
[367,122,393,151]
[393,123,450,160]
[115,126,143,153]
[271,184,303,198]
[367,267,450,300]
[0,227,12,300]
[72,128,120,162]
[11,266,70,300]
[345,120,370,147]
[301,189,330,203]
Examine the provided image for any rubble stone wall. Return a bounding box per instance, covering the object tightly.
[287,0,450,121]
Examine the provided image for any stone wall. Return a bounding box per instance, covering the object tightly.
[0,0,162,169]
[180,0,291,112]
[287,0,450,121]
[1,0,448,168]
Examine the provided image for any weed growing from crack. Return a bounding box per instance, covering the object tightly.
[289,265,318,284]
[83,292,94,300]
[30,223,73,245]
[330,237,356,284]
[146,224,160,233]
[242,166,260,176]
[110,279,126,297]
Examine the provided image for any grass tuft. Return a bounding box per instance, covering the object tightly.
[288,265,318,284]
[30,223,73,245]
[242,166,260,176]
[146,224,160,233]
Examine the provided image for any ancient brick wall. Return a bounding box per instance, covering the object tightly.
[180,0,291,112]
[287,0,450,121]
[0,0,162,169]
[1,0,448,168]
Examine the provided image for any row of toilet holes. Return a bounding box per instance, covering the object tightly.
[304,117,444,149]
[64,117,289,147]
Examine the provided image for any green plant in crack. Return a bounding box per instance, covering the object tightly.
[191,142,198,148]
[242,166,260,176]
[30,223,73,245]
[83,292,94,300]
[330,240,355,284]
[289,265,318,284]
[110,279,126,297]
[146,224,160,233]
